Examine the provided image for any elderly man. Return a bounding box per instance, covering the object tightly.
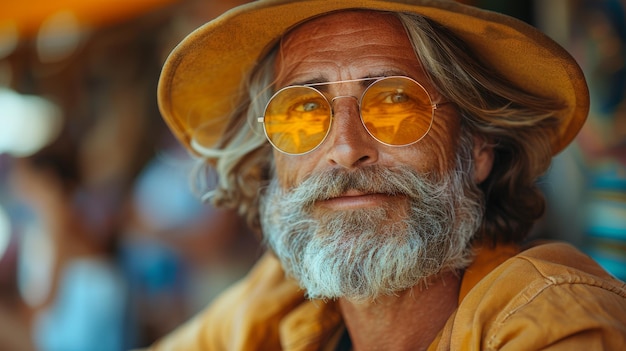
[153,0,626,350]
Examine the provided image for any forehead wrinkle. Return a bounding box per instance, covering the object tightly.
[272,12,440,118]
[281,11,402,46]
[277,55,415,87]
[274,11,414,83]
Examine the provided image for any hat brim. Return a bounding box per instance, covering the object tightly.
[158,0,589,156]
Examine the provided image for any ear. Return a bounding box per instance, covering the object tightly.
[473,136,494,184]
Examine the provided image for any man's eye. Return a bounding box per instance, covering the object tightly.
[383,91,410,104]
[301,101,320,111]
[292,99,324,112]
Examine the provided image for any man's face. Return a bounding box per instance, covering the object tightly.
[271,10,461,190]
[260,11,486,301]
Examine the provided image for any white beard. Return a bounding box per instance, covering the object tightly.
[260,152,484,302]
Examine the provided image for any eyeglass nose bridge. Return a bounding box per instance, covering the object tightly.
[330,95,360,104]
[329,94,360,115]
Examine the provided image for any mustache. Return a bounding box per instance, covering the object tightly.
[281,165,437,205]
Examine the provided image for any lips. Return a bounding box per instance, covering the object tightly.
[317,191,403,210]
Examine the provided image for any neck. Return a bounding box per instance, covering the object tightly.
[338,271,461,351]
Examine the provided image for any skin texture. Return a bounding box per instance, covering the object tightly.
[272,11,494,351]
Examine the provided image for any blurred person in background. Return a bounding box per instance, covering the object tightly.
[121,135,260,344]
[1,0,258,349]
[9,130,127,351]
[0,156,35,351]
[2,2,173,347]
[150,0,626,350]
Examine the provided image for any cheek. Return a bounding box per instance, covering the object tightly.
[402,113,460,175]
[427,129,459,172]
[391,144,448,176]
[273,152,308,189]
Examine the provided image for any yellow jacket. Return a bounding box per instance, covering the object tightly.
[150,242,626,350]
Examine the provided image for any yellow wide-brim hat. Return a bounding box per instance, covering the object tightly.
[158,0,589,156]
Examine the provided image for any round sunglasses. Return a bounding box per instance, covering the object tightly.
[257,76,449,155]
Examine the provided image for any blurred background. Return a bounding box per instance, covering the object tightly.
[0,0,623,350]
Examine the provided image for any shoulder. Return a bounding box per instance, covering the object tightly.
[150,252,306,350]
[449,242,626,350]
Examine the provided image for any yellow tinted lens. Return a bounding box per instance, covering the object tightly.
[263,86,331,154]
[361,77,433,145]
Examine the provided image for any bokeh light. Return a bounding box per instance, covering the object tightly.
[0,88,62,157]
[36,10,83,63]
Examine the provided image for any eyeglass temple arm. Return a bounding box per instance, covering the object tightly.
[433,101,453,110]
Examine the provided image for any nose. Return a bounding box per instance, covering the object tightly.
[324,96,379,168]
